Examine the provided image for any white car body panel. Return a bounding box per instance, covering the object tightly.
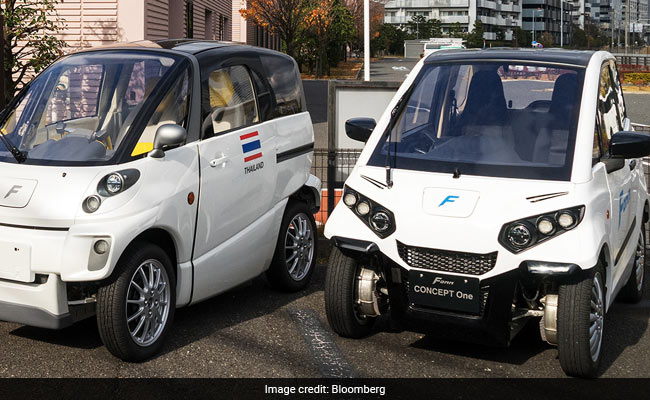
[325,50,649,315]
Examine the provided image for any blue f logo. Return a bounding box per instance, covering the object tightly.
[438,195,459,207]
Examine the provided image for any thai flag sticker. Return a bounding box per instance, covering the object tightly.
[240,131,262,162]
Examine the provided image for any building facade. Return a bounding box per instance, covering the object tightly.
[54,0,232,50]
[384,0,523,42]
[522,0,572,45]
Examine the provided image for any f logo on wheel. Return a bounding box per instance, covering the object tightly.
[4,185,22,199]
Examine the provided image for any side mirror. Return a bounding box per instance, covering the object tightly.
[149,124,187,159]
[345,117,376,143]
[610,131,650,159]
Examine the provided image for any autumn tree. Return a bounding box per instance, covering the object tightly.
[2,0,67,104]
[240,0,306,61]
[341,0,385,55]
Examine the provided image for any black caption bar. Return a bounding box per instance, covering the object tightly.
[1,378,650,400]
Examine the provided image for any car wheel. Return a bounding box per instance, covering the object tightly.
[557,264,605,378]
[619,228,646,303]
[325,247,375,338]
[267,201,317,292]
[97,243,176,362]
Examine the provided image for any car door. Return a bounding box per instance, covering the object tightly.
[192,63,278,302]
[597,62,633,269]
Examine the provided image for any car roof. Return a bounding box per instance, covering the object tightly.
[424,48,596,67]
[70,39,250,56]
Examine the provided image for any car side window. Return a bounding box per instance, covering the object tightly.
[609,61,627,125]
[202,65,259,138]
[597,64,621,155]
[131,69,190,157]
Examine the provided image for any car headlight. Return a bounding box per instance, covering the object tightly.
[342,186,396,238]
[499,205,585,253]
[83,195,101,213]
[97,169,141,197]
[106,173,124,194]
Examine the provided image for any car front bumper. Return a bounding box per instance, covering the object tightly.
[0,273,72,329]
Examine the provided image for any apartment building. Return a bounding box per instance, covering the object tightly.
[384,0,523,41]
[522,0,572,45]
[54,0,232,50]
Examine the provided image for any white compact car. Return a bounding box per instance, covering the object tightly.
[0,40,320,361]
[324,49,650,377]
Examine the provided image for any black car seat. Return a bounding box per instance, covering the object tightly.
[438,69,520,163]
[530,73,577,165]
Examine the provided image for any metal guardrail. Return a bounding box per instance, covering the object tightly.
[632,122,650,133]
[615,54,650,67]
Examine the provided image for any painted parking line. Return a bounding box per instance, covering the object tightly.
[288,309,357,378]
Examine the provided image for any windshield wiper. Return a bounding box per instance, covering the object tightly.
[0,84,30,163]
[0,131,27,163]
[385,84,416,188]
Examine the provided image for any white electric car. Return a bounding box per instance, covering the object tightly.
[0,40,320,361]
[324,49,650,378]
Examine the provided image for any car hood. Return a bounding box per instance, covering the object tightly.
[340,166,579,253]
[0,163,107,228]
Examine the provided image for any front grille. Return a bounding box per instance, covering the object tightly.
[397,241,498,276]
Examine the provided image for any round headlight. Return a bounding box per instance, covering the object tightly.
[106,173,124,194]
[507,223,533,248]
[83,195,101,213]
[370,211,391,232]
[93,239,110,255]
[557,211,576,229]
[537,217,555,235]
[343,192,357,207]
[356,201,371,216]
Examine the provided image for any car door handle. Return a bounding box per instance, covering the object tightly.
[629,159,637,170]
[209,156,229,167]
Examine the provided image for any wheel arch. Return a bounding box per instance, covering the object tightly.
[290,177,321,213]
[123,228,179,278]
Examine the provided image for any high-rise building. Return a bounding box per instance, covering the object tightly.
[384,0,523,41]
[522,0,573,45]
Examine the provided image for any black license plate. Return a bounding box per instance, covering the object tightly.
[408,270,480,314]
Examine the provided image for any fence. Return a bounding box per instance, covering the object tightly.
[311,149,362,227]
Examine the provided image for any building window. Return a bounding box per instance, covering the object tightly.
[205,9,214,40]
[185,0,194,38]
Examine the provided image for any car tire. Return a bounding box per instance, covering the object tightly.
[97,242,176,362]
[557,264,605,378]
[266,201,317,292]
[619,228,646,303]
[325,247,375,338]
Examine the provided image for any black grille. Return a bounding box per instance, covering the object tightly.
[397,241,498,276]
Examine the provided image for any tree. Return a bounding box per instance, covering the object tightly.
[406,16,442,40]
[448,22,465,39]
[539,32,554,48]
[373,23,408,55]
[466,20,485,48]
[341,0,384,55]
[514,27,530,48]
[240,0,307,61]
[2,0,67,104]
[495,27,505,42]
[571,26,587,48]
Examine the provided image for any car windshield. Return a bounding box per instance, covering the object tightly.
[368,61,585,181]
[0,51,187,165]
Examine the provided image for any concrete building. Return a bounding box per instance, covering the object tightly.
[54,0,232,50]
[522,0,572,45]
[384,0,523,42]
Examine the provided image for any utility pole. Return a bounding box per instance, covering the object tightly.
[625,0,630,52]
[609,7,616,51]
[364,0,370,82]
[0,14,5,110]
[560,0,564,48]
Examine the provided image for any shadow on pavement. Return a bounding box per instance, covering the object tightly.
[9,262,328,360]
[407,318,552,366]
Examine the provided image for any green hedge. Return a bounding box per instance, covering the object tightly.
[622,72,650,85]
